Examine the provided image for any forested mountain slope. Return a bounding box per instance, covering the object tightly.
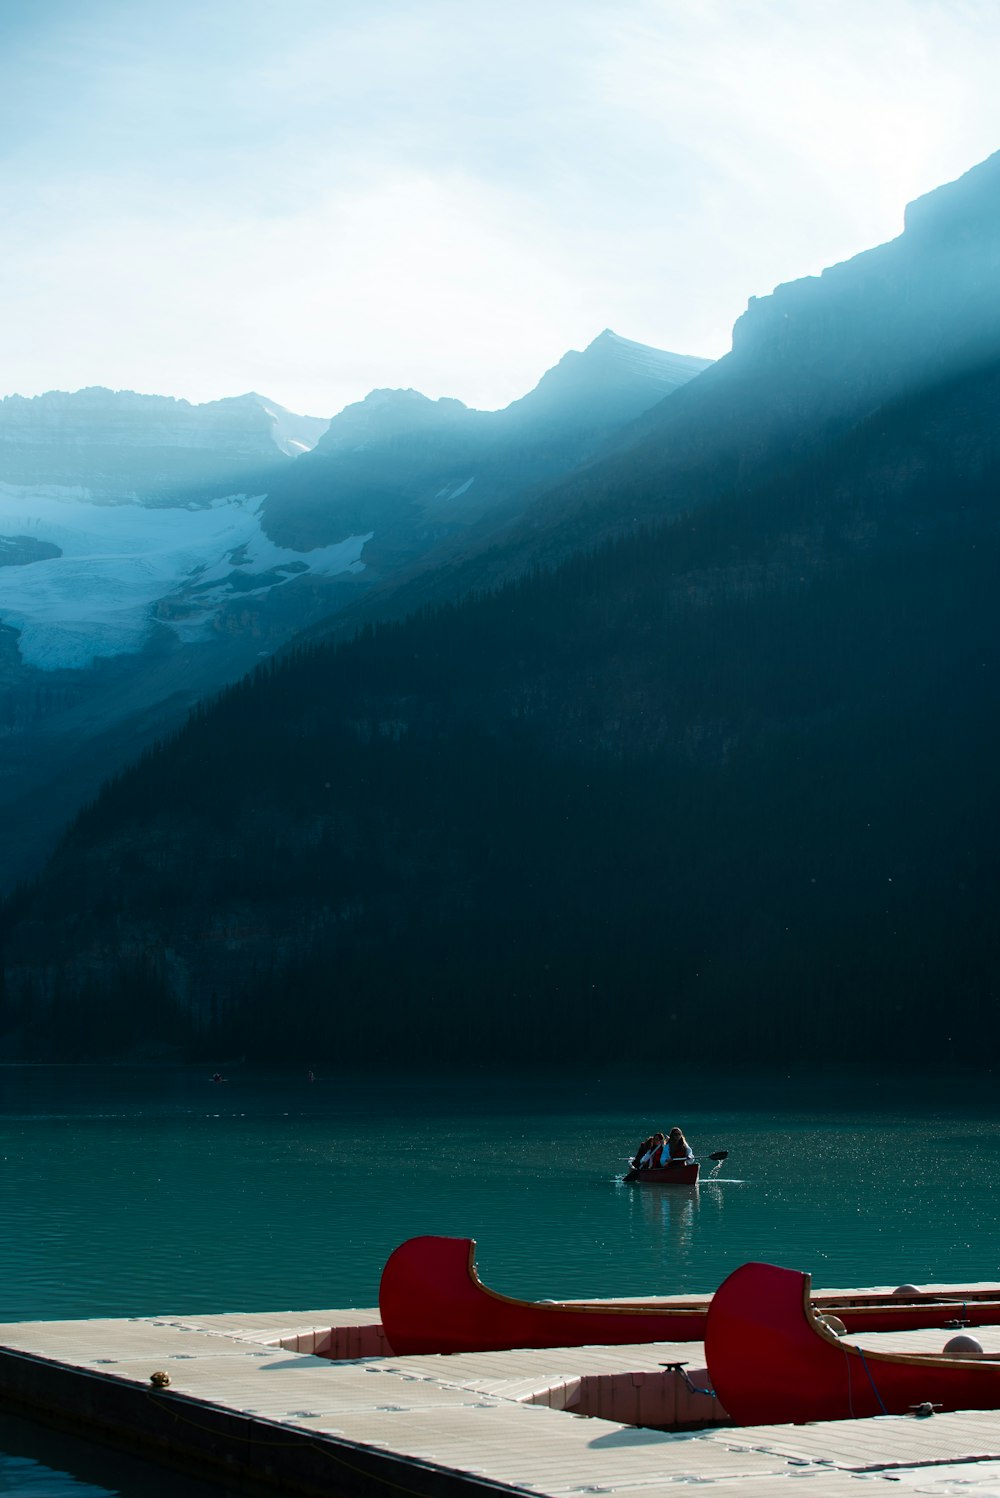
[0,335,703,892]
[3,151,998,1065]
[3,344,997,1064]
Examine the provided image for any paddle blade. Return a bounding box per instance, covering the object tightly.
[709,1150,729,1161]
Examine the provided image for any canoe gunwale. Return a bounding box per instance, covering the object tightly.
[464,1238,708,1318]
[804,1271,1000,1370]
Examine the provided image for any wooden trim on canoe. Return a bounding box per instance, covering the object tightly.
[470,1240,705,1316]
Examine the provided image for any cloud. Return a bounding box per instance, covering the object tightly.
[1,0,998,413]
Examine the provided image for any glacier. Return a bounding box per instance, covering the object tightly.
[0,483,371,671]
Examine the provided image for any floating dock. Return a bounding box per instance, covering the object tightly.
[5,1298,1000,1495]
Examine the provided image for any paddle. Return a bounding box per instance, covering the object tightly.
[623,1147,729,1181]
[664,1147,729,1170]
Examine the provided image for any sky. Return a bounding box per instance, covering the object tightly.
[1,0,998,417]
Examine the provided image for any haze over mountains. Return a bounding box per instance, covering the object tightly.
[259,332,709,550]
[291,155,1000,651]
[0,388,328,492]
[2,149,998,1066]
[373,148,1000,600]
[0,333,707,888]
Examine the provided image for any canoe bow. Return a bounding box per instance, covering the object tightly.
[706,1261,1000,1425]
[378,1235,708,1354]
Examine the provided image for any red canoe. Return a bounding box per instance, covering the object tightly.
[379,1235,709,1354]
[707,1261,1000,1425]
[629,1162,700,1186]
[378,1236,1000,1356]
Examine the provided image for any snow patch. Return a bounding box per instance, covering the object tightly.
[434,477,476,501]
[0,482,370,671]
[599,331,709,384]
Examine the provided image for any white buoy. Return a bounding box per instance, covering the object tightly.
[818,1314,847,1336]
[943,1334,983,1357]
[893,1284,922,1297]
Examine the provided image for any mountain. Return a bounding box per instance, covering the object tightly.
[0,387,341,891]
[0,388,342,672]
[291,153,1000,649]
[0,388,328,497]
[258,331,710,555]
[3,152,998,1067]
[0,339,707,891]
[499,330,708,430]
[546,148,1000,522]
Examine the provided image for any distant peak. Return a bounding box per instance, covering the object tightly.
[493,332,711,429]
[0,385,328,459]
[580,329,709,365]
[555,332,712,388]
[580,328,626,353]
[588,328,641,347]
[315,385,471,454]
[354,387,469,417]
[581,328,638,355]
[364,387,429,404]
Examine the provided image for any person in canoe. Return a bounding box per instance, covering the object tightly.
[666,1126,694,1165]
[631,1131,665,1169]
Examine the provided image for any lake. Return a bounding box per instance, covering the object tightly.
[2,1064,1000,1493]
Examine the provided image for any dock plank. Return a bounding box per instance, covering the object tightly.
[10,1307,1000,1497]
[852,1324,1000,1356]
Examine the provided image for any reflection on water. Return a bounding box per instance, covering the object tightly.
[631,1182,701,1269]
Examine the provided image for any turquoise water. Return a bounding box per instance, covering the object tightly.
[3,1066,1000,1323]
[2,1065,1000,1494]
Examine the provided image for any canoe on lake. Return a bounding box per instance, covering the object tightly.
[627,1161,700,1185]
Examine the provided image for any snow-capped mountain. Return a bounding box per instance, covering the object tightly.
[0,388,329,498]
[0,334,708,892]
[497,329,708,429]
[0,387,329,457]
[0,336,709,676]
[0,388,340,671]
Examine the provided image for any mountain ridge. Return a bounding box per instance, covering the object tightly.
[0,388,330,473]
[4,151,999,1064]
[0,330,707,891]
[343,145,1000,614]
